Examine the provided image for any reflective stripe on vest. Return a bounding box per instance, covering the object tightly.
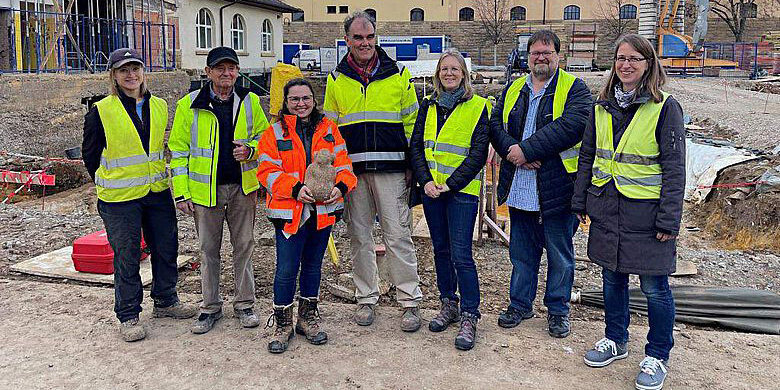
[349,151,405,163]
[183,90,264,205]
[591,92,669,199]
[94,95,168,202]
[502,69,580,173]
[326,68,409,127]
[423,94,488,197]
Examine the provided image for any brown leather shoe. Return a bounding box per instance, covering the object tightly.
[401,307,421,332]
[295,297,328,345]
[119,318,146,342]
[267,304,294,354]
[354,304,376,326]
[152,301,198,319]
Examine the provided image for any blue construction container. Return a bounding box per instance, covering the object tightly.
[336,35,452,61]
[283,43,310,64]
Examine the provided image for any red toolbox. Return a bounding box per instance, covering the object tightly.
[71,230,148,274]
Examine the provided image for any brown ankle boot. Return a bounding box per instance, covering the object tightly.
[267,304,294,354]
[295,297,328,345]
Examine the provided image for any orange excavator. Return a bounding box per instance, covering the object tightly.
[656,0,738,70]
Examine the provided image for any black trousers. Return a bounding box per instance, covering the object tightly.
[97,189,179,322]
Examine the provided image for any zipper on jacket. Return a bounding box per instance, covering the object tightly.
[210,120,217,206]
[536,177,543,225]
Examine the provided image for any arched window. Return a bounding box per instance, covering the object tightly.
[619,4,637,19]
[261,19,273,53]
[510,6,526,21]
[231,14,245,51]
[459,7,474,21]
[195,8,213,50]
[563,5,580,20]
[365,8,376,20]
[410,8,424,22]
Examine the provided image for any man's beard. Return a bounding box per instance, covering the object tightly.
[532,63,552,80]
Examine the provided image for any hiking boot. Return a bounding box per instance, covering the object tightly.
[497,306,534,328]
[267,304,294,354]
[428,298,460,332]
[354,304,376,326]
[635,356,669,390]
[401,307,422,332]
[295,297,328,345]
[454,312,478,351]
[119,318,146,342]
[584,337,629,368]
[153,301,198,319]
[235,307,261,328]
[191,310,223,334]
[547,314,571,338]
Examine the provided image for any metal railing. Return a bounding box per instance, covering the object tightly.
[1,8,177,73]
[703,42,780,77]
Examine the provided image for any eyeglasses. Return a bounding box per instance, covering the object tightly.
[530,51,555,58]
[287,95,313,104]
[211,65,238,74]
[616,57,646,63]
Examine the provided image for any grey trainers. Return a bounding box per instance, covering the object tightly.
[354,304,376,326]
[191,310,223,334]
[119,318,146,342]
[429,298,460,332]
[401,307,421,332]
[584,337,629,367]
[153,302,198,319]
[635,356,669,390]
[235,308,261,328]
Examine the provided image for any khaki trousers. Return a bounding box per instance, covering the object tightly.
[345,172,422,307]
[194,184,257,313]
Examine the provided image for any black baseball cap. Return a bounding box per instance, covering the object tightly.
[207,47,240,67]
[108,48,144,69]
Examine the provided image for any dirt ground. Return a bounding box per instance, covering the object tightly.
[1,279,779,390]
[1,75,780,388]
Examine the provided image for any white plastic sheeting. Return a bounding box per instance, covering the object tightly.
[685,138,761,203]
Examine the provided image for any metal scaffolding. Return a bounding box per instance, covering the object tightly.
[1,0,177,73]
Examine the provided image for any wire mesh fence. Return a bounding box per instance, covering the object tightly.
[0,8,177,73]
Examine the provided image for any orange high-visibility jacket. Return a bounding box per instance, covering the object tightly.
[256,114,357,235]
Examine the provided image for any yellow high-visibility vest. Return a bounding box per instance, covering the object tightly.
[94,95,168,202]
[169,89,269,207]
[591,92,670,199]
[423,94,490,197]
[322,63,419,163]
[502,69,580,173]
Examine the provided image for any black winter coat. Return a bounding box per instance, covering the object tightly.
[571,92,686,275]
[409,96,490,193]
[488,69,592,218]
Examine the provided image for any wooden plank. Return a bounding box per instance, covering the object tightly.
[10,246,192,285]
[482,215,509,246]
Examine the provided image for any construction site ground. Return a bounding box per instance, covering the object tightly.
[1,74,779,388]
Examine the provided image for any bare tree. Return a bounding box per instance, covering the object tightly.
[593,0,634,41]
[473,0,513,65]
[710,0,758,41]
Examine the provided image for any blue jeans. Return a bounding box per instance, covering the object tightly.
[508,208,578,316]
[422,192,480,316]
[97,190,179,322]
[273,216,332,306]
[602,268,676,361]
